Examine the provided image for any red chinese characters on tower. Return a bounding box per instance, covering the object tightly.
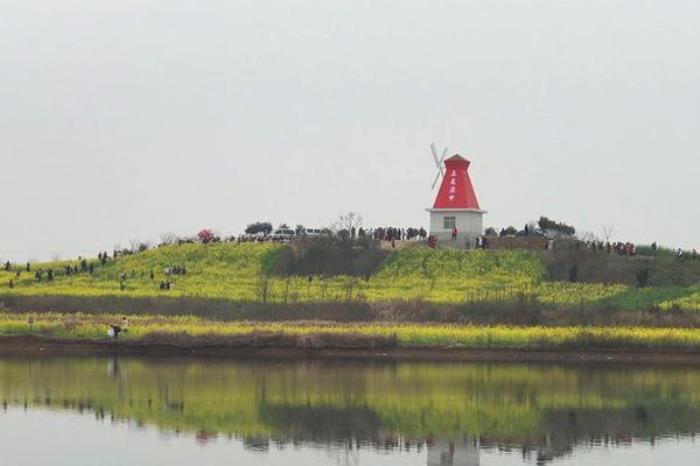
[433,155,481,210]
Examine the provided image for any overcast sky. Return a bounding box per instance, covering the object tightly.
[1,0,698,261]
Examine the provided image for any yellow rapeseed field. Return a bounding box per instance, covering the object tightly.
[0,243,696,310]
[4,312,700,349]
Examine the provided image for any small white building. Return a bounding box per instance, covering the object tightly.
[426,154,486,243]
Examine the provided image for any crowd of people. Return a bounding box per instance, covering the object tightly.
[3,249,191,292]
[575,240,639,255]
[231,226,428,244]
[364,227,427,242]
[678,248,699,261]
[567,239,699,260]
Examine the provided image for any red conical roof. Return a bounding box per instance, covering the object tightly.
[433,155,481,209]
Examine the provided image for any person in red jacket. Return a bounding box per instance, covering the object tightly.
[451,226,458,241]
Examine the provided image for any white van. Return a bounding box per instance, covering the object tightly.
[302,228,322,237]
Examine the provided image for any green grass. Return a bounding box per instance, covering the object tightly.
[0,242,698,310]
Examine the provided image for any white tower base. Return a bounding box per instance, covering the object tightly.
[426,208,486,243]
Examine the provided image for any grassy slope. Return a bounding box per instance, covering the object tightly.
[0,242,698,309]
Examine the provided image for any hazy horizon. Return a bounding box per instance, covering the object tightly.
[2,0,699,262]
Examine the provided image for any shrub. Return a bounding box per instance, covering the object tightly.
[636,268,650,288]
[538,216,575,236]
[197,229,215,243]
[245,222,273,235]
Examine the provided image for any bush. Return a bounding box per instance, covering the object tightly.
[636,268,650,288]
[538,216,575,236]
[568,265,578,283]
[245,222,273,235]
[271,237,387,277]
[197,229,215,243]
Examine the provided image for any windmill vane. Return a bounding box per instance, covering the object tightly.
[430,143,449,190]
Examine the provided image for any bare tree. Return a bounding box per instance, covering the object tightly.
[333,212,363,233]
[578,231,599,243]
[129,238,152,253]
[601,225,615,242]
[332,212,363,242]
[160,232,178,245]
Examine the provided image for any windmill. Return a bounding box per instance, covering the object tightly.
[430,143,449,189]
[425,146,487,243]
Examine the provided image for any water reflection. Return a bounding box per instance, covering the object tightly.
[0,356,699,464]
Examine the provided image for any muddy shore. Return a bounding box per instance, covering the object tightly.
[3,335,700,365]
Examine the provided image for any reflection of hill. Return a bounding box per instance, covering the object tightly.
[262,405,384,442]
[0,356,699,459]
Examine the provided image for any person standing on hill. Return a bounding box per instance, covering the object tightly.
[451,226,458,241]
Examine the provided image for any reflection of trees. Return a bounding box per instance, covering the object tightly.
[261,405,384,443]
[1,357,700,460]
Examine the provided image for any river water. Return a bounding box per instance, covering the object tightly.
[0,356,698,465]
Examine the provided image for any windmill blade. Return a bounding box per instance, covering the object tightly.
[430,142,447,189]
[431,170,442,189]
[430,143,441,168]
[436,146,448,176]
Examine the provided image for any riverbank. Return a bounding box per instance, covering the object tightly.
[3,312,700,363]
[5,334,700,364]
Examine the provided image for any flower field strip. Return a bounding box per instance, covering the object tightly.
[4,313,700,349]
[660,286,700,311]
